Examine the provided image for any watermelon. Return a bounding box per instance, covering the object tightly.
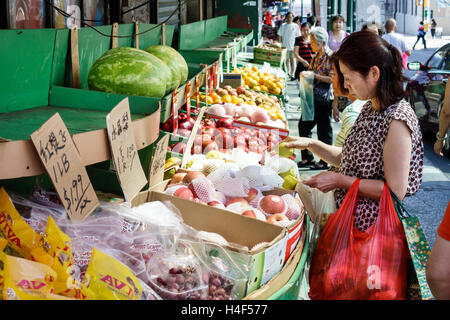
[88,47,171,98]
[143,45,189,92]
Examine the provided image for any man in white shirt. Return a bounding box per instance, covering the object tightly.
[278,12,301,80]
[382,18,411,69]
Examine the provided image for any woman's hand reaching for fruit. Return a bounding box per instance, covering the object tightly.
[283,136,312,150]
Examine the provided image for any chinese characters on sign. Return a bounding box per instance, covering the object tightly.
[30,113,99,221]
[106,98,147,202]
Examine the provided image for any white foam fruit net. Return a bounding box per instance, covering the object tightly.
[281,194,302,221]
[260,166,284,188]
[248,188,264,208]
[214,177,250,198]
[234,165,265,188]
[189,177,217,203]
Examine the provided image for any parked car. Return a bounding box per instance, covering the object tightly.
[406,43,450,155]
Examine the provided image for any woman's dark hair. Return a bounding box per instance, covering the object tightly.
[293,16,301,24]
[331,14,345,24]
[307,15,317,26]
[301,22,311,29]
[331,31,408,109]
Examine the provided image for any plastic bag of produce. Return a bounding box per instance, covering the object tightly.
[187,239,249,300]
[299,71,315,121]
[308,179,409,300]
[144,242,209,300]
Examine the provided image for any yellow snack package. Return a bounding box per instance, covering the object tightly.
[0,247,5,300]
[0,187,42,259]
[40,216,85,298]
[2,254,56,300]
[83,248,143,300]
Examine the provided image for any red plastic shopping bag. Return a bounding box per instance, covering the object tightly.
[308,179,409,300]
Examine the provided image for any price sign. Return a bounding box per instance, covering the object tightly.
[148,133,170,188]
[30,113,99,221]
[106,98,148,202]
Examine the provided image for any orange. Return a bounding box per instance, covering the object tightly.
[260,85,269,92]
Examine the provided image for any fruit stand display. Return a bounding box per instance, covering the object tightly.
[0,22,311,302]
[178,16,253,63]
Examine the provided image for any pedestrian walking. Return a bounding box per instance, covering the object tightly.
[382,18,411,69]
[296,27,334,170]
[277,12,301,80]
[293,22,315,80]
[431,19,437,39]
[412,21,427,50]
[433,79,450,157]
[327,15,349,52]
[307,15,317,31]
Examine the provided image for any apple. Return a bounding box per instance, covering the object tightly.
[202,127,215,137]
[244,188,259,203]
[171,142,186,154]
[241,209,256,219]
[236,86,246,95]
[226,198,249,207]
[234,135,246,148]
[191,144,202,155]
[260,195,286,215]
[216,118,234,129]
[170,172,187,185]
[173,187,194,200]
[182,171,205,184]
[175,128,191,138]
[201,118,216,129]
[179,117,195,130]
[193,134,203,146]
[208,201,225,208]
[203,141,219,154]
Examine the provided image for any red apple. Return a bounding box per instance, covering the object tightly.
[208,201,224,208]
[241,209,256,219]
[191,144,202,155]
[202,118,216,129]
[202,127,215,137]
[170,172,187,185]
[216,117,234,129]
[182,171,205,184]
[244,188,259,203]
[173,187,194,200]
[260,195,286,215]
[234,135,246,148]
[225,198,249,207]
[171,142,186,154]
[176,128,191,138]
[203,141,219,154]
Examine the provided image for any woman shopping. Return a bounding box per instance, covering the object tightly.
[285,31,424,299]
[297,26,334,170]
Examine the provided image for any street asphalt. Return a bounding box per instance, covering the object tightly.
[284,33,450,248]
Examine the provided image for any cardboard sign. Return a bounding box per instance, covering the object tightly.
[106,98,148,202]
[30,113,99,221]
[148,133,170,188]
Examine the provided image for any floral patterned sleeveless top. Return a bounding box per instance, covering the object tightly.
[335,99,424,232]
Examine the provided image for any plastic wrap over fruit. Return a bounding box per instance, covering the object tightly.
[145,249,209,300]
[260,166,284,188]
[214,177,250,198]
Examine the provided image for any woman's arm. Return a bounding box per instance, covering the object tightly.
[283,136,342,167]
[426,235,450,299]
[302,119,413,201]
[314,74,332,84]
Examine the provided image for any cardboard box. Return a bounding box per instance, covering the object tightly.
[131,180,289,297]
[253,46,287,67]
[221,73,243,88]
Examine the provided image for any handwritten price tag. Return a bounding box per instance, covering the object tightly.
[106,98,148,202]
[148,133,170,188]
[30,113,99,221]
